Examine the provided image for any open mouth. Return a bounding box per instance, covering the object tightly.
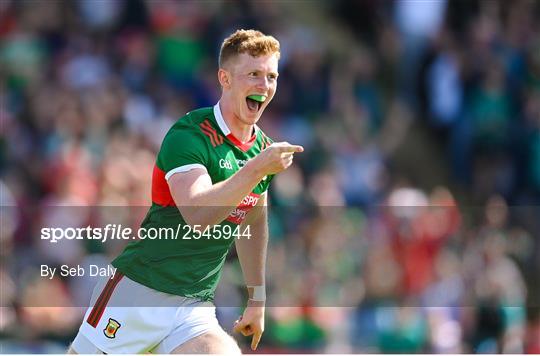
[246,95,266,113]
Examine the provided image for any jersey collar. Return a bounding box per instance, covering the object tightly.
[213,102,258,152]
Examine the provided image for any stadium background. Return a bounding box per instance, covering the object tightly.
[1,0,539,353]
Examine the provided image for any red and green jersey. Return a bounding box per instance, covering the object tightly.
[112,103,273,301]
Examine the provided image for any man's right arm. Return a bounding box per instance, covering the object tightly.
[167,142,303,228]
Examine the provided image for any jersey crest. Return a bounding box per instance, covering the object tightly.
[104,318,121,338]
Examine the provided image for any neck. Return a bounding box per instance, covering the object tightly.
[219,99,254,143]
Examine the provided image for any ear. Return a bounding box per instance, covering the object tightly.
[218,68,231,89]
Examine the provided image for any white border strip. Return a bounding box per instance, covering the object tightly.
[213,102,231,135]
[165,164,207,180]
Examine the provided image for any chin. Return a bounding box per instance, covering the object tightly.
[244,116,260,125]
[242,111,261,124]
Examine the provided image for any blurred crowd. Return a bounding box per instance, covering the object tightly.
[1,0,539,353]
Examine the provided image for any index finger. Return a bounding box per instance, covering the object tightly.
[251,330,262,350]
[278,144,304,153]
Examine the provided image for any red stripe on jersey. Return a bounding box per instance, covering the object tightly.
[262,132,272,148]
[199,126,217,147]
[260,134,268,150]
[201,120,224,145]
[151,164,175,207]
[260,132,272,150]
[87,272,124,328]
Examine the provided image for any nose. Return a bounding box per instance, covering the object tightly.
[256,76,270,91]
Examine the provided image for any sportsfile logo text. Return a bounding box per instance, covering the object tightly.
[41,224,252,243]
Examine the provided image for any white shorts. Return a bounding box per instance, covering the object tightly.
[72,272,220,354]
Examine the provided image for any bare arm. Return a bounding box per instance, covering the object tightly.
[167,142,303,228]
[236,192,268,290]
[167,160,265,228]
[233,192,268,350]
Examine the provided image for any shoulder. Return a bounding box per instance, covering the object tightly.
[165,107,215,141]
[158,109,216,160]
[171,107,214,129]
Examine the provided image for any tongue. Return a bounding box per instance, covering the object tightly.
[246,98,259,111]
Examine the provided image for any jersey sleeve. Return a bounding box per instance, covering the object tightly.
[257,131,275,192]
[258,174,274,192]
[157,129,210,181]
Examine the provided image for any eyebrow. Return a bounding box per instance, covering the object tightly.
[247,69,279,76]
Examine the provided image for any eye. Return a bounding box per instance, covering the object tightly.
[268,73,278,81]
[248,72,258,77]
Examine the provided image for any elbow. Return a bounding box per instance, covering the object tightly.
[178,207,203,226]
[174,196,203,226]
[177,206,214,229]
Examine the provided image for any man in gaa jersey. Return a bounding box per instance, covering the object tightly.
[69,29,303,354]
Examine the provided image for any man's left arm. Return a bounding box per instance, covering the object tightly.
[233,192,268,351]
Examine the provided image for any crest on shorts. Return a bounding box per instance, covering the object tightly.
[103,318,121,338]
